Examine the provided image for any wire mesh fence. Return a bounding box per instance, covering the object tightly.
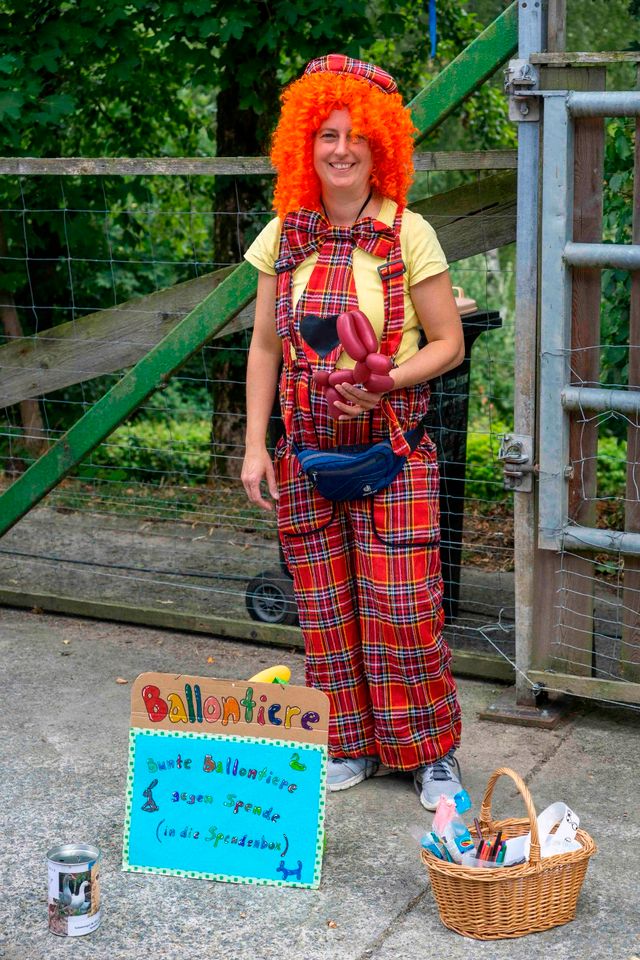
[1,170,282,624]
[554,548,634,680]
[0,161,523,683]
[8,137,637,706]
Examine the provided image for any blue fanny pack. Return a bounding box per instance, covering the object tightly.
[293,419,427,502]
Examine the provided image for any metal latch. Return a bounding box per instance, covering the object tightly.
[498,434,534,492]
[504,59,539,121]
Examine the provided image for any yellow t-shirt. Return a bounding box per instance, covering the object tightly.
[243,198,448,366]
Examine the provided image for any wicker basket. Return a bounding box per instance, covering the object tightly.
[421,766,596,940]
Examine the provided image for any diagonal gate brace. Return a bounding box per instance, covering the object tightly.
[0,261,258,538]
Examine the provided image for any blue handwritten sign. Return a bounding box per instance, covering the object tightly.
[122,673,329,888]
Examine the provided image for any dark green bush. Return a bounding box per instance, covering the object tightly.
[596,434,627,500]
[79,418,211,484]
[464,422,511,504]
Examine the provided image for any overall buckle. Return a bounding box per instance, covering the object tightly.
[377,258,406,281]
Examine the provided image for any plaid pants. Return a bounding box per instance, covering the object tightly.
[276,436,461,771]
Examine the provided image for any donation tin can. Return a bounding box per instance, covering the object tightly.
[46,843,101,937]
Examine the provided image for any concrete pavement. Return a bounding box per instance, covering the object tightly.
[0,605,638,960]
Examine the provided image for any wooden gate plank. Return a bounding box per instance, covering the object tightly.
[0,266,235,408]
[561,71,606,676]
[412,170,517,261]
[0,262,258,536]
[1,175,516,408]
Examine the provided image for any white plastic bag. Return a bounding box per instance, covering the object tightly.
[503,802,582,865]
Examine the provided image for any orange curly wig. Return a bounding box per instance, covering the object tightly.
[270,71,417,219]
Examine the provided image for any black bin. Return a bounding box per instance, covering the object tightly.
[425,310,502,621]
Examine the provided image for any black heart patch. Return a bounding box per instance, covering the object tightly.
[299,314,340,358]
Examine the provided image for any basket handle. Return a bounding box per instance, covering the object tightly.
[478,766,542,865]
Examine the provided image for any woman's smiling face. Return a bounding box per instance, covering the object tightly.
[313,108,373,197]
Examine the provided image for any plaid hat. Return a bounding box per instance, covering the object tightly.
[303,54,398,95]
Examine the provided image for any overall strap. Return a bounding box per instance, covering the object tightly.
[273,223,299,443]
[274,222,295,340]
[376,205,413,455]
[378,204,406,359]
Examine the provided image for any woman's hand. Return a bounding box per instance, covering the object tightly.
[332,380,389,418]
[241,445,279,511]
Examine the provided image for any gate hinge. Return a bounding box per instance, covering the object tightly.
[498,433,535,492]
[504,59,540,121]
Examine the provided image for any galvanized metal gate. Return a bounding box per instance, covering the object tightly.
[539,91,640,554]
[534,89,640,704]
[522,81,640,706]
[501,0,640,710]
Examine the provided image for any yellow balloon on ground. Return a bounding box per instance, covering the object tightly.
[248,665,291,684]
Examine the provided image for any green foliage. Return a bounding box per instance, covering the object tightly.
[597,433,627,500]
[3,407,627,513]
[367,0,516,152]
[464,420,511,504]
[0,0,520,442]
[72,376,213,481]
[84,414,520,506]
[0,0,516,309]
[141,377,212,424]
[600,118,635,403]
[567,0,640,60]
[80,417,212,483]
[469,0,638,61]
[456,245,516,426]
[1,0,458,161]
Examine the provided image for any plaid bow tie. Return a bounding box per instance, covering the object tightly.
[276,208,395,272]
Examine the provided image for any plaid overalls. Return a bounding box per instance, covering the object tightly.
[273,206,461,770]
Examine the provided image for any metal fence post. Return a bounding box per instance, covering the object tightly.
[513,0,545,705]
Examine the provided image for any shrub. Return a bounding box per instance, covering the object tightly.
[464,421,512,506]
[78,418,211,484]
[597,434,627,500]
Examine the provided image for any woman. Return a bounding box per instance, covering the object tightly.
[242,55,464,810]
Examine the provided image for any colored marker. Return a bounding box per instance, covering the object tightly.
[489,831,503,861]
[475,840,485,859]
[442,842,455,863]
[420,832,445,860]
[497,842,506,864]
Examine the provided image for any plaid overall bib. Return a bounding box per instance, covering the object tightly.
[273,205,461,770]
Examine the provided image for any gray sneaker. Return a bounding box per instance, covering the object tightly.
[327,756,390,792]
[413,750,462,811]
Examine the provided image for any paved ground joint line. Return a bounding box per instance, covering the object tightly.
[522,710,579,788]
[355,885,432,960]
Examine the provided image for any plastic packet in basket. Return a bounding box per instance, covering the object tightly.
[503,801,582,865]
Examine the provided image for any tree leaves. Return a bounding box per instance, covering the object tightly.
[32,92,76,126]
[0,0,518,404]
[0,53,21,73]
[0,90,23,121]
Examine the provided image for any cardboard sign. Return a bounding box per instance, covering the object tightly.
[122,672,330,888]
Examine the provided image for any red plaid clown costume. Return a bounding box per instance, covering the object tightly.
[265,203,461,771]
[244,54,461,772]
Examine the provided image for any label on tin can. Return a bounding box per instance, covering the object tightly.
[47,844,101,937]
